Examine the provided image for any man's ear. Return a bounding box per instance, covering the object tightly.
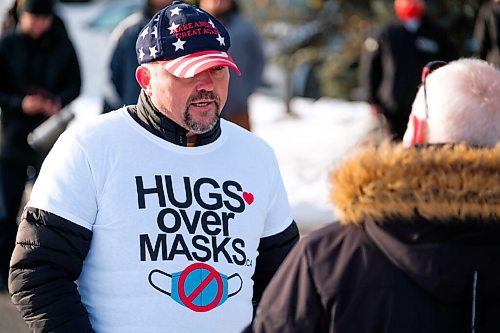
[403,113,427,147]
[135,66,151,93]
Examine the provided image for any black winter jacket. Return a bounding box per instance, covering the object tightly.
[359,18,458,114]
[248,143,500,333]
[0,16,81,164]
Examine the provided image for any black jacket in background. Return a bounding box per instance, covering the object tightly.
[359,18,458,138]
[248,144,500,333]
[474,1,500,67]
[0,15,81,164]
[102,9,151,113]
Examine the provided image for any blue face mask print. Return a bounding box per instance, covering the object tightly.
[148,262,242,312]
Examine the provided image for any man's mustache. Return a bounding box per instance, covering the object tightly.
[187,91,220,105]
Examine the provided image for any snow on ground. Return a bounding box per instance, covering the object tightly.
[249,94,375,231]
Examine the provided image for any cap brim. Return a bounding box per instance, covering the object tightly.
[159,51,241,78]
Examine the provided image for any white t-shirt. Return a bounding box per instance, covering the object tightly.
[28,109,293,333]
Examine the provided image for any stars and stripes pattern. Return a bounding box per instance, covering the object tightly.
[135,2,240,78]
[159,50,240,78]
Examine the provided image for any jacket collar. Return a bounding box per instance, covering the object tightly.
[331,142,500,225]
[129,91,221,147]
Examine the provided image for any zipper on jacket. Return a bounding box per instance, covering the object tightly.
[471,270,478,333]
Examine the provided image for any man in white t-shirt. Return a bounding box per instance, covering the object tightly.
[8,1,299,332]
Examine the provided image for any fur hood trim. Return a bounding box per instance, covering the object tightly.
[330,143,500,225]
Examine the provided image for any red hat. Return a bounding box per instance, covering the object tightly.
[394,0,425,21]
[136,1,240,78]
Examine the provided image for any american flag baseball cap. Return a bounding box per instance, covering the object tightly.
[136,1,241,78]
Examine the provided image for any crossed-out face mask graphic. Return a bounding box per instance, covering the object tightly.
[148,262,243,312]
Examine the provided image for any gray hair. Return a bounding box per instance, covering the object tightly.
[415,58,500,146]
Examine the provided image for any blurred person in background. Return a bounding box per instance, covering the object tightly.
[197,0,265,131]
[474,0,500,67]
[0,0,81,291]
[246,58,500,333]
[102,0,173,113]
[359,0,458,141]
[2,0,68,36]
[1,0,19,34]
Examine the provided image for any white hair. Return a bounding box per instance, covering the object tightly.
[414,58,500,146]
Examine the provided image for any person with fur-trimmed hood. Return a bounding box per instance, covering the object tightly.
[245,58,500,332]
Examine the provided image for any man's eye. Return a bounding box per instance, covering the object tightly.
[211,66,224,71]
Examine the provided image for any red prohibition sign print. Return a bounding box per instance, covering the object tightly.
[178,262,223,312]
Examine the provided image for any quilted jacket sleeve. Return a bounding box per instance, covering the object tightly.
[9,207,94,333]
[252,221,299,315]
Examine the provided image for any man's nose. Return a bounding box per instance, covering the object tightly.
[194,71,215,91]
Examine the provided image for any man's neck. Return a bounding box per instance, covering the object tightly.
[130,91,221,147]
